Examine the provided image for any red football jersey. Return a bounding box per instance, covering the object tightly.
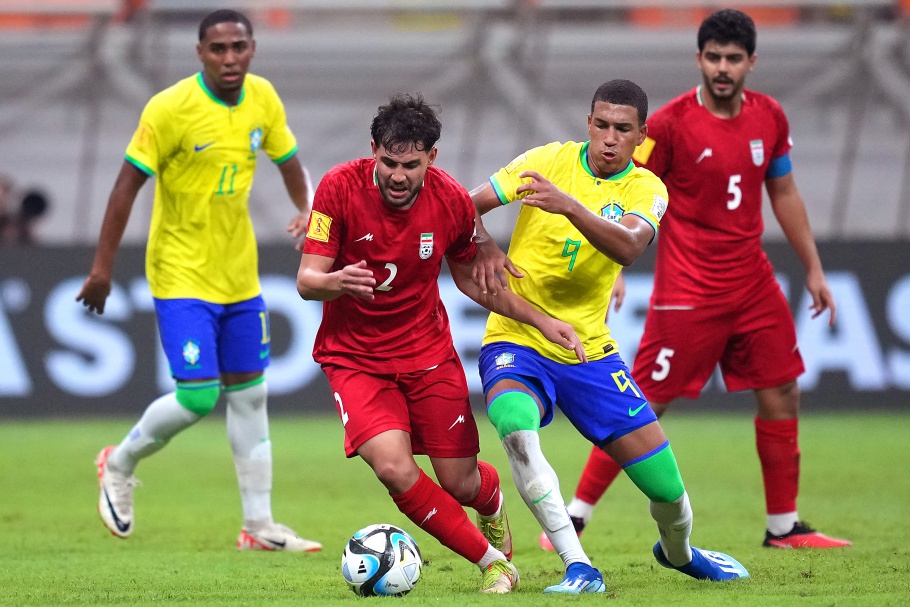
[636,87,792,305]
[303,158,477,374]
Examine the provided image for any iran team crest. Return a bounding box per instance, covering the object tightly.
[419,233,434,259]
[750,139,764,166]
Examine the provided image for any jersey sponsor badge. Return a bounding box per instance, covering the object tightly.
[306,211,332,243]
[633,136,656,165]
[651,194,667,220]
[599,201,625,223]
[750,139,764,166]
[419,232,434,260]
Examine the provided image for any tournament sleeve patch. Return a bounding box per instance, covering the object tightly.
[651,194,667,220]
[633,136,656,165]
[306,211,332,243]
[504,153,527,174]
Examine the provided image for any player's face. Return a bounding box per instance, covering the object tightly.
[196,22,255,100]
[586,102,646,178]
[371,142,437,210]
[696,40,755,101]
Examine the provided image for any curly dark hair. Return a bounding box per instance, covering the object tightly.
[591,80,649,127]
[371,93,442,155]
[698,9,756,56]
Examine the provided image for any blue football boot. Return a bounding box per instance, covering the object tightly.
[653,542,749,581]
[543,562,606,594]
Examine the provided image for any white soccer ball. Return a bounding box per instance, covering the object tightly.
[341,523,423,597]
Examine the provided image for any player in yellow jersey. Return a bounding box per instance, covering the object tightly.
[77,9,320,552]
[471,80,748,592]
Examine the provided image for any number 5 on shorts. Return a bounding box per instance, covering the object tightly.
[651,347,675,382]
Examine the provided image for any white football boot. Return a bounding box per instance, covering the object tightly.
[237,522,323,552]
[95,446,139,538]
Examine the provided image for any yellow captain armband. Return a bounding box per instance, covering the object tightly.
[633,136,656,165]
[306,211,333,243]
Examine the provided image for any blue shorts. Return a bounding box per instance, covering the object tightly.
[478,342,658,447]
[154,296,270,381]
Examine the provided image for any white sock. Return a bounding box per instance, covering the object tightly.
[108,392,200,474]
[767,512,799,536]
[650,492,693,567]
[476,545,509,569]
[502,430,590,567]
[225,380,273,528]
[566,497,596,524]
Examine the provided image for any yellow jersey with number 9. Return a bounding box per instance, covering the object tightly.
[124,72,297,303]
[483,141,668,364]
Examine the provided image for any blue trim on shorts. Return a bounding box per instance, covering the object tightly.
[623,440,670,468]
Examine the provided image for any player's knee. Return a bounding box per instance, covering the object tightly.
[175,381,221,416]
[486,389,540,440]
[624,442,685,503]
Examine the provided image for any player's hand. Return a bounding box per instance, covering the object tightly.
[606,271,626,322]
[337,260,376,300]
[472,237,523,295]
[516,171,575,215]
[538,318,587,363]
[76,274,112,315]
[806,267,836,326]
[287,211,309,251]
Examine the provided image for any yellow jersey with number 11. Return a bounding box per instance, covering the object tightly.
[125,72,297,303]
[483,141,668,364]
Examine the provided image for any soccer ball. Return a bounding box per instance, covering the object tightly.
[341,524,422,597]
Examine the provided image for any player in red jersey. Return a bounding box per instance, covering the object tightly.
[297,93,586,594]
[541,8,852,551]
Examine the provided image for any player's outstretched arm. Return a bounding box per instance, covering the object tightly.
[297,254,376,302]
[469,182,524,295]
[766,173,836,325]
[76,161,148,315]
[449,258,587,362]
[278,156,312,250]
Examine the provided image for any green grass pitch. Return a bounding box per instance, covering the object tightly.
[0,411,908,606]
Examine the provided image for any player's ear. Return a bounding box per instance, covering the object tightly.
[427,147,438,166]
[250,38,256,57]
[637,123,648,146]
[196,42,204,61]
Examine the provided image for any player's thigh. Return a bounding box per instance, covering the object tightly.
[554,353,658,447]
[218,295,270,374]
[322,364,410,458]
[478,342,556,425]
[721,286,805,391]
[153,297,221,381]
[400,354,480,459]
[632,306,733,402]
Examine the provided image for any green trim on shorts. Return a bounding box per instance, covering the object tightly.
[222,375,265,392]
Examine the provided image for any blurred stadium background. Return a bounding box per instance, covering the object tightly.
[1,0,908,416]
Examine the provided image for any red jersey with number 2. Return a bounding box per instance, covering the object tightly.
[635,87,792,305]
[303,158,477,375]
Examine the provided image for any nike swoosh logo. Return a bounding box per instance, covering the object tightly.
[259,350,270,359]
[103,487,131,533]
[194,142,214,152]
[628,403,647,417]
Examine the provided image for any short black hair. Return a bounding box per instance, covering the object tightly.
[198,9,253,42]
[698,9,756,56]
[371,93,442,154]
[591,80,648,127]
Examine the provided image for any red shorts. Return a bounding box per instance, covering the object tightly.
[632,283,804,402]
[322,351,480,458]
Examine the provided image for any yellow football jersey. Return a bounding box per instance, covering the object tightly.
[483,141,668,364]
[125,72,297,303]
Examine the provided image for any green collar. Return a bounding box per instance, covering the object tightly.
[196,72,245,107]
[581,141,634,181]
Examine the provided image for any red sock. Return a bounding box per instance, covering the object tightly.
[755,417,800,514]
[461,460,501,517]
[392,469,488,563]
[575,445,623,505]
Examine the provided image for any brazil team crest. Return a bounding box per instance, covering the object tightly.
[419,233,434,260]
[494,352,515,367]
[750,139,764,166]
[182,340,201,368]
[600,201,625,223]
[250,128,263,153]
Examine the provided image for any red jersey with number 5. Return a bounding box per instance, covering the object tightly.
[633,86,792,305]
[302,158,477,374]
